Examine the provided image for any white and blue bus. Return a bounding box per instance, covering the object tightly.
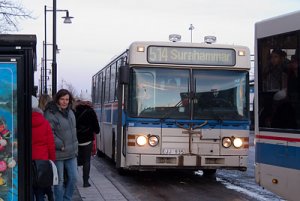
[255,11,300,201]
[92,40,250,174]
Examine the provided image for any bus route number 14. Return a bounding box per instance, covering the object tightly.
[149,47,168,62]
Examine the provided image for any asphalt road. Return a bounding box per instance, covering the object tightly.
[91,134,283,201]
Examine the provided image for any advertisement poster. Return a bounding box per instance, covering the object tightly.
[0,62,18,201]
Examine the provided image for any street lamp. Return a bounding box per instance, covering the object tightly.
[44,2,73,96]
[42,41,58,94]
[189,24,194,43]
[62,11,73,24]
[39,54,51,96]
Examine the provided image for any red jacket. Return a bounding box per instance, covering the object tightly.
[32,111,56,161]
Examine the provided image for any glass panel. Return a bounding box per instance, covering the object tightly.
[258,31,300,129]
[115,61,121,100]
[98,73,102,104]
[193,70,248,120]
[105,67,110,102]
[0,62,18,200]
[110,64,116,101]
[129,68,190,119]
[92,76,97,103]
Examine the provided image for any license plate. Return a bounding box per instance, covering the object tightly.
[163,148,185,155]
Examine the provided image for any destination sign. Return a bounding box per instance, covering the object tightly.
[147,46,236,66]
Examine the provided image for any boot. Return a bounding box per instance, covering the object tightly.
[83,180,91,188]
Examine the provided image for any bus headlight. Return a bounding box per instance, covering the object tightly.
[148,135,159,147]
[136,136,147,146]
[222,137,232,148]
[233,138,243,148]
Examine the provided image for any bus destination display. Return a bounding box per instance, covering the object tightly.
[148,46,236,66]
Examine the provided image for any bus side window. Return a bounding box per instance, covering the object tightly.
[262,49,287,92]
[287,54,299,101]
[105,67,111,103]
[110,64,116,102]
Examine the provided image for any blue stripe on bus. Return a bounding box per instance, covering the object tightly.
[104,108,111,122]
[94,107,118,123]
[126,118,249,130]
[94,108,102,121]
[256,142,300,170]
[113,109,118,124]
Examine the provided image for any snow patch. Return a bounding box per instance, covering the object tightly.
[216,177,282,201]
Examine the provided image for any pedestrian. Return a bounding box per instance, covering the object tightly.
[74,93,100,187]
[31,96,56,201]
[44,89,78,201]
[38,93,51,111]
[37,94,55,199]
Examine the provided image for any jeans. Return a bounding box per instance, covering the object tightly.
[77,143,93,183]
[54,157,78,201]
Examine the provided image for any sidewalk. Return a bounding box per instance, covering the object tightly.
[74,161,128,201]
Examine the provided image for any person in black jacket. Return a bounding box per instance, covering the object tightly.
[74,96,100,187]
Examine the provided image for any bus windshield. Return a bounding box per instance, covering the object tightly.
[129,68,248,120]
[129,68,190,119]
[193,70,248,120]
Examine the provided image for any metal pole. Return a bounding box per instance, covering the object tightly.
[44,5,48,94]
[40,78,42,96]
[40,57,43,96]
[189,24,194,43]
[52,0,57,96]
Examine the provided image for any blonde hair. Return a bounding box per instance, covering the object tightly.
[38,94,51,111]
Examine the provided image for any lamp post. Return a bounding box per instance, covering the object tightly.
[44,1,73,96]
[42,40,58,94]
[40,57,44,96]
[189,24,194,43]
[52,0,57,97]
[44,6,47,94]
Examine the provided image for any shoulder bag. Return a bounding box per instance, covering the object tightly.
[32,160,58,188]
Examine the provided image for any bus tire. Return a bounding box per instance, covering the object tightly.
[117,167,128,176]
[97,149,105,158]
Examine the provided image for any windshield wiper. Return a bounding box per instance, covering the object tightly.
[141,107,156,113]
[210,109,223,123]
[160,99,183,120]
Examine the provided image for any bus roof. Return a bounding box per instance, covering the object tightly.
[129,41,249,50]
[255,10,300,39]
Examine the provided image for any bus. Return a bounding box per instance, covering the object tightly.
[255,11,300,201]
[92,39,250,174]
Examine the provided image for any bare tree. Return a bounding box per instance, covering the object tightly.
[0,0,33,33]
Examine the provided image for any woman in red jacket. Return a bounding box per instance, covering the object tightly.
[32,96,56,201]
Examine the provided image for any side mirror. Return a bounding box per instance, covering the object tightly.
[119,64,129,85]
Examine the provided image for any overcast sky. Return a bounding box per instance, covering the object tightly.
[17,0,300,95]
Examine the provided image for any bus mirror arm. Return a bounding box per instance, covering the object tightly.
[119,64,129,85]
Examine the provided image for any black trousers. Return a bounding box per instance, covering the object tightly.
[33,186,54,201]
[77,142,93,182]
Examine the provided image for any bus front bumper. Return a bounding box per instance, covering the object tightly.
[125,154,247,170]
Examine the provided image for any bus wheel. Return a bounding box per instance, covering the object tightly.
[203,169,217,176]
[97,149,105,158]
[117,167,128,176]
